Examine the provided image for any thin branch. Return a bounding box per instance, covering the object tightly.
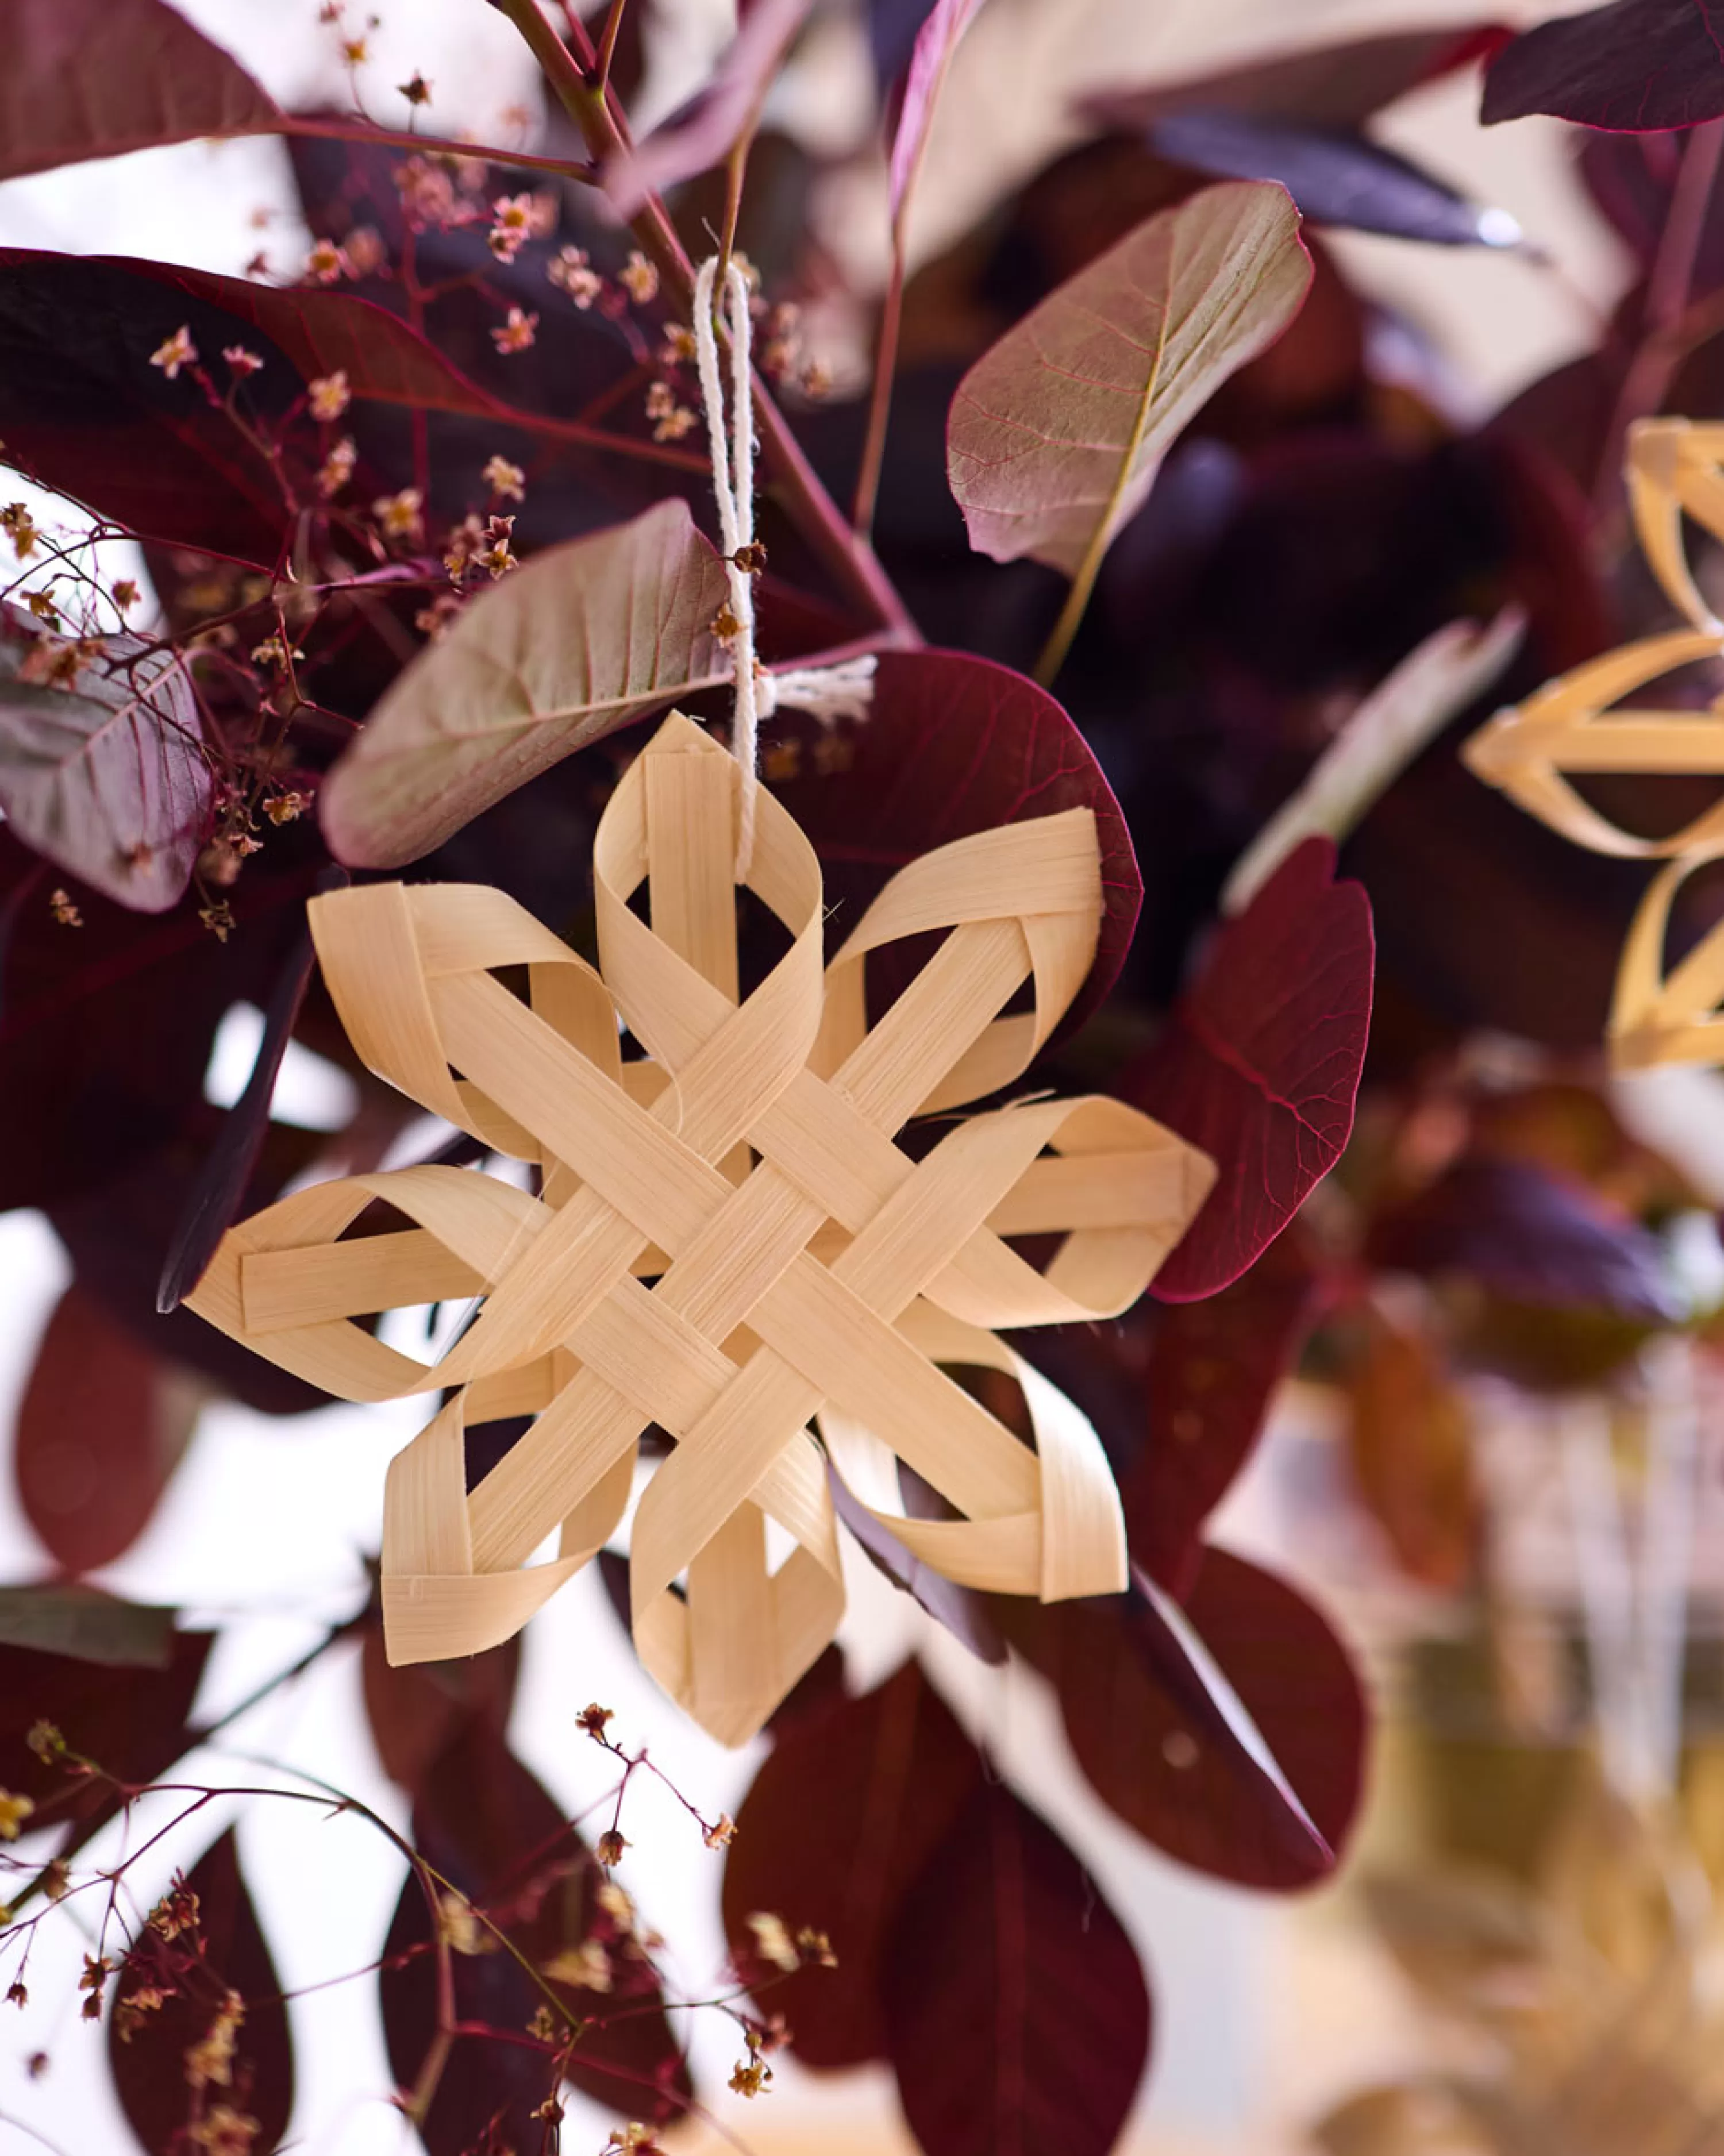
[595,0,630,99]
[492,0,918,644]
[280,113,598,183]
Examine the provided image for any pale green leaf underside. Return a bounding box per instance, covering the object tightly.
[946,179,1312,578]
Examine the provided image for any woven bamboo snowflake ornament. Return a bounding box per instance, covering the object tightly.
[186,260,1213,1744]
[1465,418,1724,1069]
[187,714,1213,1741]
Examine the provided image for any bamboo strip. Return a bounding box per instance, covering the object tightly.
[188,713,1214,1742]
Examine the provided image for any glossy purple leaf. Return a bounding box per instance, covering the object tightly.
[1086,24,1510,132]
[110,1830,295,2156]
[771,648,1140,1041]
[722,1660,983,2069]
[1052,1553,1364,1889]
[1128,837,1372,1302]
[828,1464,1007,1664]
[1145,110,1521,248]
[883,1778,1151,2156]
[1367,1153,1680,1322]
[1482,1,1724,130]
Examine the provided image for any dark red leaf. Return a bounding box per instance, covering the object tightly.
[1126,1229,1319,1593]
[0,251,636,568]
[380,1722,690,2145]
[1144,111,1520,248]
[360,1622,520,1797]
[882,1778,1151,2156]
[0,1627,211,1881]
[0,0,282,184]
[771,649,1141,1041]
[109,1829,294,2156]
[721,1660,983,2069]
[0,831,317,1216]
[16,1282,194,1574]
[1367,1154,1679,1322]
[1126,837,1372,1300]
[1051,1554,1364,1889]
[1014,1228,1318,1600]
[54,1119,338,1419]
[1482,0,1724,130]
[1087,24,1510,132]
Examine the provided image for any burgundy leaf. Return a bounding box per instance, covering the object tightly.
[1086,24,1510,132]
[1051,1553,1364,1889]
[380,1722,690,2145]
[606,0,813,211]
[1013,1228,1317,1600]
[771,648,1140,1040]
[1144,111,1521,249]
[1481,0,1724,130]
[360,1622,520,1797]
[0,0,282,184]
[0,625,211,913]
[721,1660,983,2068]
[109,1829,295,2156]
[889,0,985,218]
[1344,1307,1479,1591]
[828,1465,1007,1665]
[1367,1154,1679,1322]
[0,3,586,187]
[0,251,651,569]
[1127,837,1372,1301]
[0,1627,211,1878]
[882,1778,1151,2156]
[16,1282,195,1574]
[1126,1227,1319,1594]
[55,1118,339,1419]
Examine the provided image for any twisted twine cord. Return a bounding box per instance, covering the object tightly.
[692,255,876,879]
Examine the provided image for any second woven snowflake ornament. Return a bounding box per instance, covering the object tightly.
[186,712,1213,1743]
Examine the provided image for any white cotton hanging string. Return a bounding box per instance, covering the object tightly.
[692,253,876,880]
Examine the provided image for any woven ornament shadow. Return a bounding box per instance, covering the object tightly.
[188,714,1213,1742]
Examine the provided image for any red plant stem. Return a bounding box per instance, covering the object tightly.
[594,0,630,98]
[282,113,598,183]
[495,0,918,644]
[852,246,904,540]
[1591,117,1724,521]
